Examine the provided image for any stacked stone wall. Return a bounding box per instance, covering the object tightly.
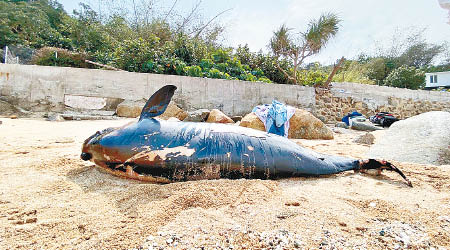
[314,84,450,123]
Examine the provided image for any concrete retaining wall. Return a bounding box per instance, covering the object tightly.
[1,64,449,120]
[0,64,315,116]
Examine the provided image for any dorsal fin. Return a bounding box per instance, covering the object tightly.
[139,85,177,121]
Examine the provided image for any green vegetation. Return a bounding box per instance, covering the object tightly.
[269,13,341,85]
[1,0,449,89]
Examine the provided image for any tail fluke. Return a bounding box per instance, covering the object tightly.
[358,159,413,187]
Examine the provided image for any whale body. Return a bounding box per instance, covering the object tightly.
[81,85,411,186]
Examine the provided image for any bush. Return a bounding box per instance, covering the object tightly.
[383,66,425,89]
[184,65,203,77]
[112,37,159,72]
[296,63,328,86]
[334,61,375,84]
[31,47,91,68]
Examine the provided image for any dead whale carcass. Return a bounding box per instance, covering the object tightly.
[81,85,412,186]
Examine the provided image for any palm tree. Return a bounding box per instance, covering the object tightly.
[270,13,341,84]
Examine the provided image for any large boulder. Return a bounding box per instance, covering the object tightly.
[184,109,210,122]
[240,112,265,131]
[288,109,334,140]
[206,109,234,123]
[240,108,334,140]
[368,111,450,165]
[116,100,187,120]
[159,103,188,121]
[116,100,145,118]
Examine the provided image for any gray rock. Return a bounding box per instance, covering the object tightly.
[368,111,450,165]
[350,121,383,131]
[353,132,375,145]
[184,109,210,122]
[335,122,349,129]
[47,113,65,122]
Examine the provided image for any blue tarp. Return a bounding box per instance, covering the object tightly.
[342,111,363,126]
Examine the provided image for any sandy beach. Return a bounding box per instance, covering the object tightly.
[0,118,449,249]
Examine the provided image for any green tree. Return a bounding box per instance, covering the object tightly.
[383,66,425,89]
[397,42,444,68]
[269,13,341,84]
[0,0,70,48]
[366,57,389,85]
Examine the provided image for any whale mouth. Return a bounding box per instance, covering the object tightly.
[98,162,173,183]
[99,162,227,183]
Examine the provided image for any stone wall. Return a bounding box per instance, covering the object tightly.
[315,82,450,123]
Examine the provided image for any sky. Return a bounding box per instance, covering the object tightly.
[59,0,450,65]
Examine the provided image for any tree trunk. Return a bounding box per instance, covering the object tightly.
[321,57,344,88]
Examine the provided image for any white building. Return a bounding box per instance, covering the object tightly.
[425,71,450,88]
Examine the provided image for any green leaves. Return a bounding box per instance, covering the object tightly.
[384,66,425,90]
[269,13,341,85]
[305,13,340,53]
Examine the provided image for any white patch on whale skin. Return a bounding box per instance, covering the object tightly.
[125,146,196,164]
[210,125,268,139]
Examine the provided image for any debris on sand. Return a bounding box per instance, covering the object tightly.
[353,132,375,145]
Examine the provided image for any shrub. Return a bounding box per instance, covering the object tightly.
[31,47,91,68]
[113,37,159,72]
[383,66,425,89]
[184,65,203,77]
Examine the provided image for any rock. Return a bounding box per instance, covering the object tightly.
[184,109,210,122]
[332,127,351,134]
[159,102,188,121]
[0,100,19,115]
[240,109,334,140]
[206,109,234,123]
[240,112,266,131]
[350,121,383,131]
[288,109,334,140]
[116,100,146,118]
[9,115,17,119]
[47,113,65,122]
[368,111,450,165]
[353,132,375,145]
[335,122,349,129]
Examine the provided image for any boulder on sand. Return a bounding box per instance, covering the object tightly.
[206,109,234,123]
[368,111,450,165]
[184,109,210,122]
[159,103,188,121]
[240,108,334,140]
[117,100,187,120]
[240,112,266,131]
[116,100,145,118]
[353,132,375,145]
